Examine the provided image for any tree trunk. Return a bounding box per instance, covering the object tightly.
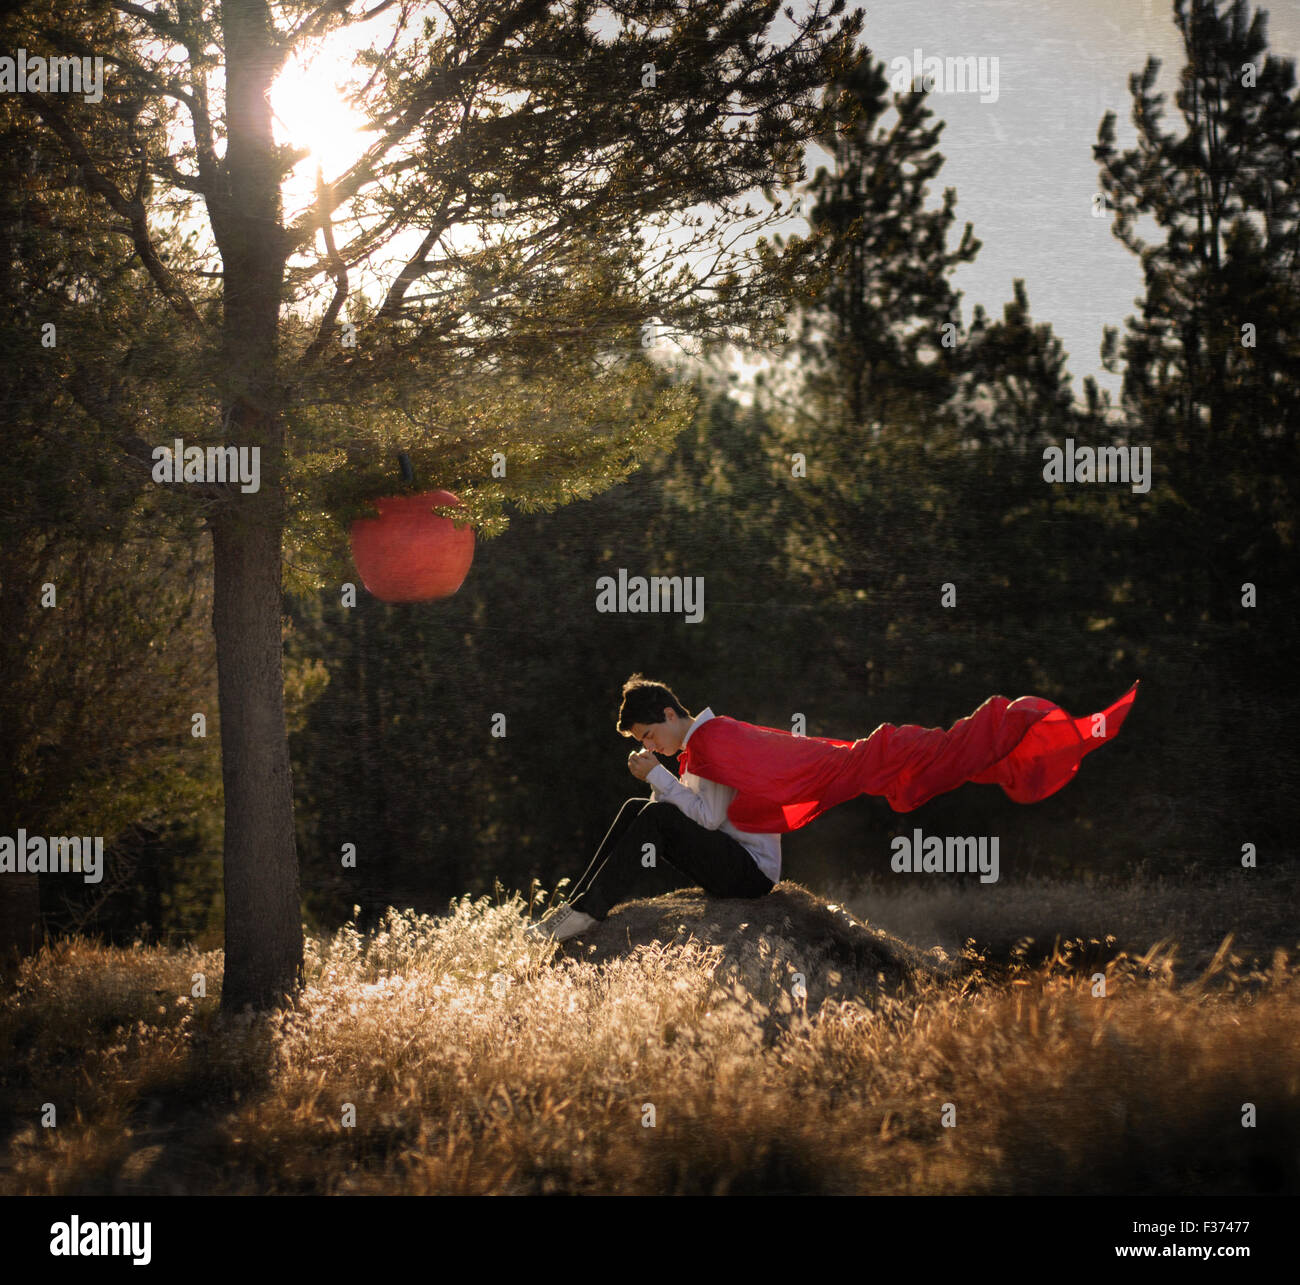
[214,0,300,1010]
[0,547,41,962]
[0,874,41,962]
[212,497,301,1010]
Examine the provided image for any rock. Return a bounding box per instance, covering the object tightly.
[113,1144,168,1195]
[557,881,955,1031]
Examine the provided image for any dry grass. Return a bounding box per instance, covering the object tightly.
[830,864,1298,969]
[0,875,1296,1196]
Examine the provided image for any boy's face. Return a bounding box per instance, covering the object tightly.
[629,707,688,757]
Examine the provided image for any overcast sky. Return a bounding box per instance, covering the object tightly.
[793,0,1300,404]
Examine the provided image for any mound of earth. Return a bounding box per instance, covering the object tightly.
[555,881,956,1027]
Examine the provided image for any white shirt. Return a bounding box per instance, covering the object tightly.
[645,707,782,884]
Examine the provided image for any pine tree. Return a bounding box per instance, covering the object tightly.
[1093,0,1300,842]
[1094,0,1299,656]
[4,0,864,1006]
[754,46,981,710]
[0,95,222,957]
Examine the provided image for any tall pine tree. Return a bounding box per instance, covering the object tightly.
[5,0,864,1006]
[1094,0,1300,846]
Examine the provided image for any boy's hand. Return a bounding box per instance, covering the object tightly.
[627,749,660,781]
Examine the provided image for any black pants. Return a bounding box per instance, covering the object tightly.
[568,797,775,921]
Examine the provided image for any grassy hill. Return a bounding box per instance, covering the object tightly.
[1,873,1296,1195]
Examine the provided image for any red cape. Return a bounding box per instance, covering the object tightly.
[675,682,1139,833]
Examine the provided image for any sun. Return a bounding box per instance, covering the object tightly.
[269,39,371,208]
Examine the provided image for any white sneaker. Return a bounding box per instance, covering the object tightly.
[524,903,598,942]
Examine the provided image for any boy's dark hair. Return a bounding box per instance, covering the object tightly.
[617,673,691,734]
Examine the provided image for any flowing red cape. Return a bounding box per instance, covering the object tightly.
[675,682,1139,833]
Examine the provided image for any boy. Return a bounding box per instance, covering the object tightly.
[525,674,778,942]
[525,672,1138,942]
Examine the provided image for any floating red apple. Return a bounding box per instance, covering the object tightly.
[349,489,475,602]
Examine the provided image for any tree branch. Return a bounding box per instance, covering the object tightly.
[283,0,554,247]
[110,0,190,45]
[301,166,350,365]
[58,367,234,506]
[22,92,205,331]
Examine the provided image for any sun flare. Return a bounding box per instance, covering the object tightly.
[269,42,370,203]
